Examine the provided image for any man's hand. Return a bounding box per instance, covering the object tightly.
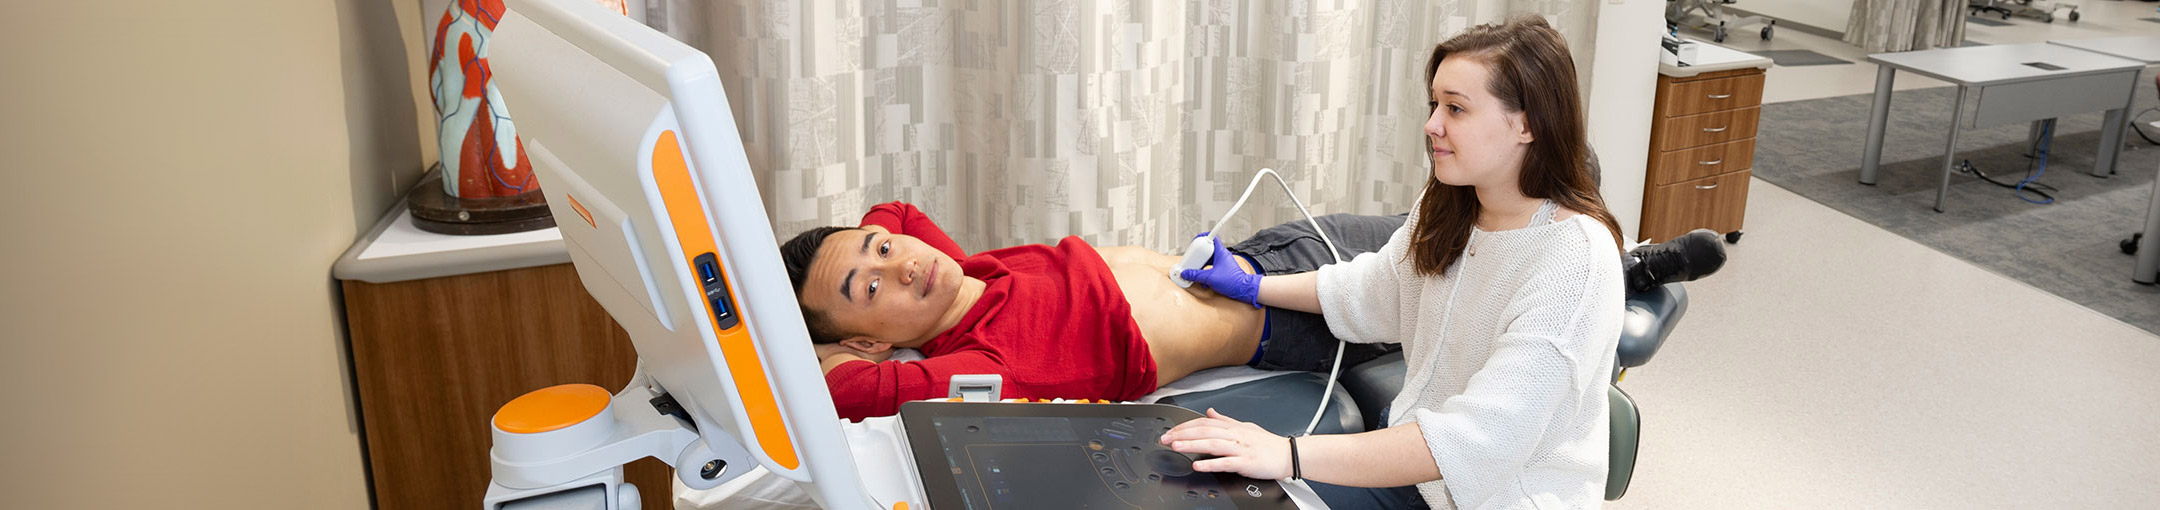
[814,342,895,373]
[1160,408,1293,480]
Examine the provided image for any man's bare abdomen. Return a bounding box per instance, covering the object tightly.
[1096,246,1266,387]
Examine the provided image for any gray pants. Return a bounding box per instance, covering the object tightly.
[1227,214,1409,372]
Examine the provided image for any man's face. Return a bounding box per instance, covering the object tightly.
[798,227,966,345]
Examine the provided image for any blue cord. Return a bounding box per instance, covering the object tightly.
[2016,122,2054,205]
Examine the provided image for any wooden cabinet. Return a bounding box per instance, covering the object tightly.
[342,263,672,510]
[1640,67,1764,243]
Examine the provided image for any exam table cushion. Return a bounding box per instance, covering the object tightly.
[1155,371,1366,436]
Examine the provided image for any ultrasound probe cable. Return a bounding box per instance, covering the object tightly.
[1180,169,1348,437]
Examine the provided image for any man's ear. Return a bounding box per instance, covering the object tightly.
[840,337,892,354]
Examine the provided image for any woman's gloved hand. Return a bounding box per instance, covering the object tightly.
[1179,235,1262,308]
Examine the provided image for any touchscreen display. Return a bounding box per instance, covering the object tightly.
[903,403,1294,510]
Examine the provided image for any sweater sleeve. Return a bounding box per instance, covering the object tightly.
[1409,270,1602,510]
[860,201,966,259]
[1314,219,1415,344]
[822,347,1004,421]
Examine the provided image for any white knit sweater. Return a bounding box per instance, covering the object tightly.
[1316,211,1623,510]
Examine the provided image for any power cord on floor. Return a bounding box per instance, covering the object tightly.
[1956,121,2056,205]
[1960,160,2055,204]
[2133,107,2159,145]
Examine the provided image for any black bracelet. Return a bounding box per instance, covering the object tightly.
[1287,435,1302,481]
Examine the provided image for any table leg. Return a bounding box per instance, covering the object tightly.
[2029,119,2055,174]
[1935,85,1968,213]
[2026,120,2044,157]
[2138,162,2160,284]
[1860,66,1896,185]
[2095,107,2128,178]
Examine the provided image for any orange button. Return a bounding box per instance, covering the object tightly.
[495,384,611,434]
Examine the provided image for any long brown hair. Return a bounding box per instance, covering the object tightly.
[1409,15,1623,277]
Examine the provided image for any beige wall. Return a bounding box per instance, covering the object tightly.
[0,1,423,508]
[1586,0,1668,242]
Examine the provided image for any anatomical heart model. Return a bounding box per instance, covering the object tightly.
[412,0,623,234]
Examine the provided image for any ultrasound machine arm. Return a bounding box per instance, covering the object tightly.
[480,2,1320,509]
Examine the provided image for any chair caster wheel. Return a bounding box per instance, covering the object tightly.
[2125,233,2143,255]
[1724,231,1743,244]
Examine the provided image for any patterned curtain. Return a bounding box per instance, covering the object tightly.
[659,0,1598,253]
[1843,0,1966,53]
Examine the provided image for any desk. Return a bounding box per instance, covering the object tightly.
[1858,43,2143,212]
[330,205,672,510]
[2047,36,2160,284]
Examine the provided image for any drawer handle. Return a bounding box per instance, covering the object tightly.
[1702,125,1729,133]
[1697,159,1723,166]
[1707,93,1733,99]
[1694,183,1720,190]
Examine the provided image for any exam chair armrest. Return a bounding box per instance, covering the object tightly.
[1618,282,1688,371]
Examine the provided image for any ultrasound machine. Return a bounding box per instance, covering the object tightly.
[477,1,1696,508]
[476,1,1321,508]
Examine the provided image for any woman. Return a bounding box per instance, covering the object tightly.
[1169,16,1625,510]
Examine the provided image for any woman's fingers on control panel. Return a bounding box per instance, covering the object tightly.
[1160,408,1293,480]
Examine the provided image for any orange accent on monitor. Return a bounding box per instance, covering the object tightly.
[893,502,909,510]
[649,130,801,470]
[494,384,611,434]
[566,194,597,228]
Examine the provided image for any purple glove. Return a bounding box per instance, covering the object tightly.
[1180,235,1262,308]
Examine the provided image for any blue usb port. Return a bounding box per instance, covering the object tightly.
[709,293,733,319]
[696,260,718,284]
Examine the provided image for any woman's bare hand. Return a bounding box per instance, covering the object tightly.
[1159,408,1293,480]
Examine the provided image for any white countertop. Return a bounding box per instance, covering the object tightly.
[357,210,561,261]
[332,205,570,284]
[1659,39,1773,78]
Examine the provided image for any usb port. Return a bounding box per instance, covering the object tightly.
[709,293,732,318]
[696,260,718,284]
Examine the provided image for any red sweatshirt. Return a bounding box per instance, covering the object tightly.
[822,202,1159,420]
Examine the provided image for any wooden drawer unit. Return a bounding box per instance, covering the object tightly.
[1641,65,1765,243]
[1643,170,1751,242]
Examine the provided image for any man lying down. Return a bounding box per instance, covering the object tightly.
[781,201,1405,421]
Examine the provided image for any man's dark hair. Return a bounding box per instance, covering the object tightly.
[781,226,857,344]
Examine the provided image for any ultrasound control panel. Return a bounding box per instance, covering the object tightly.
[898,401,1297,510]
